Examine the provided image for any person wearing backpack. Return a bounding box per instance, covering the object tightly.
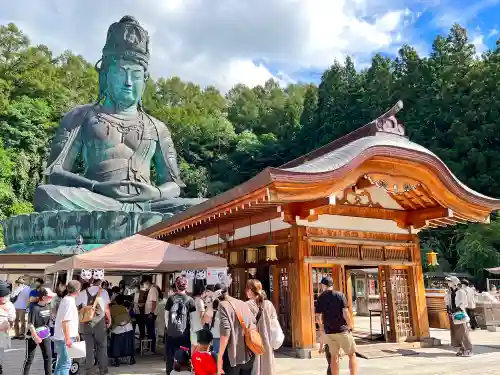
[165,276,196,375]
[75,270,111,375]
[216,284,259,375]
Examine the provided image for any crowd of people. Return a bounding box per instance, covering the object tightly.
[0,272,285,375]
[164,276,281,375]
[0,270,492,375]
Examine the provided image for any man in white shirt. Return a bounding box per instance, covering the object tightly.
[53,280,81,375]
[76,274,111,375]
[142,275,159,353]
[462,279,478,330]
[12,277,31,338]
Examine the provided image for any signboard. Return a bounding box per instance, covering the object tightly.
[207,268,227,285]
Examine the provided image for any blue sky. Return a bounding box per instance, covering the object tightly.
[0,0,499,91]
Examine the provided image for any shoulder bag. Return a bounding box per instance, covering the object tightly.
[79,288,102,324]
[227,299,265,356]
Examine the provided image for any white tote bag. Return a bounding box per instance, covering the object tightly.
[270,316,285,350]
[67,341,86,359]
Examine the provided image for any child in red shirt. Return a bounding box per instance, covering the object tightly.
[192,328,217,375]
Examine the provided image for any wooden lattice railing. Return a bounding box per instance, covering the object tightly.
[309,241,413,262]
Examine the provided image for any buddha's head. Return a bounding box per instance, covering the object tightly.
[97,16,150,110]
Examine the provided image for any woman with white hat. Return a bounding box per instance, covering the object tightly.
[445,276,472,357]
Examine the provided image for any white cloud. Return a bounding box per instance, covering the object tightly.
[434,0,500,30]
[0,0,410,91]
[489,28,499,38]
[471,33,487,56]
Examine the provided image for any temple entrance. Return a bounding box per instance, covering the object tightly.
[311,264,417,346]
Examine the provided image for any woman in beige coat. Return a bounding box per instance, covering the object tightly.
[245,279,277,375]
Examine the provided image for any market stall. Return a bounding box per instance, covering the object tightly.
[45,234,227,276]
[45,234,229,355]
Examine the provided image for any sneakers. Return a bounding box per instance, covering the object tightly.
[457,349,473,357]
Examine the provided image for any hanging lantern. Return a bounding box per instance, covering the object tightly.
[229,251,238,266]
[264,245,278,261]
[426,251,439,267]
[246,248,258,263]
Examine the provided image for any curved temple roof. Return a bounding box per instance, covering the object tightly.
[142,101,500,237]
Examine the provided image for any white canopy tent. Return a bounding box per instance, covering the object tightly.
[44,234,227,275]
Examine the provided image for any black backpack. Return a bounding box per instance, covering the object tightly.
[166,294,190,338]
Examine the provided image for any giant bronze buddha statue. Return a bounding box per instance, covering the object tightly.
[34,16,202,213]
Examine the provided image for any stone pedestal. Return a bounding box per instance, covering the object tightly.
[1,210,173,254]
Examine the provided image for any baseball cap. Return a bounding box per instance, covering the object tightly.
[320,277,333,287]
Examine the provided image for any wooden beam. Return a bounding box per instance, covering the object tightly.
[305,257,416,266]
[160,207,282,242]
[193,229,290,253]
[304,204,453,229]
[313,204,407,223]
[305,227,413,242]
[407,207,451,228]
[405,190,427,209]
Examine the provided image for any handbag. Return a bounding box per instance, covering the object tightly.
[79,288,102,324]
[227,299,265,356]
[35,325,51,340]
[270,315,284,350]
[452,310,468,325]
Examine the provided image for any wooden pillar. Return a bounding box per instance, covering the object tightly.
[410,238,430,339]
[345,269,354,324]
[288,226,314,357]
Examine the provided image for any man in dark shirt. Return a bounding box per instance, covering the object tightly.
[22,287,53,375]
[28,278,45,312]
[315,277,357,375]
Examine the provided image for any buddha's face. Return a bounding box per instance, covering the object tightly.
[106,58,145,109]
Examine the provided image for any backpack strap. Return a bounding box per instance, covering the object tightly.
[256,305,263,324]
[210,311,217,329]
[92,288,103,309]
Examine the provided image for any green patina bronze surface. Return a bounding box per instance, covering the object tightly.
[2,16,204,254]
[34,15,203,213]
[2,210,173,254]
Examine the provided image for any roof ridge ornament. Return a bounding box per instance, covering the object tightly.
[371,100,405,136]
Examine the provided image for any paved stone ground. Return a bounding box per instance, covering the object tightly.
[5,327,500,374]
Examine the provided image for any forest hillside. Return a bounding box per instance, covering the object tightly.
[1,23,499,279]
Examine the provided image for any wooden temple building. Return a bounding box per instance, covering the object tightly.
[142,101,500,357]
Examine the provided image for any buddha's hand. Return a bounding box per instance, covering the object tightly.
[116,181,160,203]
[93,181,138,199]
